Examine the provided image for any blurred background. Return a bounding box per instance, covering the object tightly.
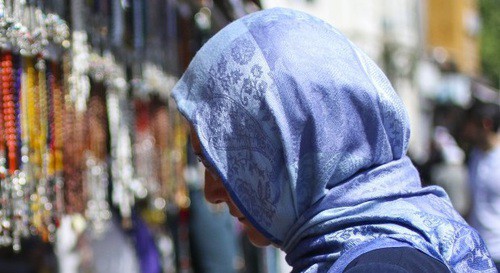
[0,0,498,273]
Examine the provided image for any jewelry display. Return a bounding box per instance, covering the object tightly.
[0,2,234,266]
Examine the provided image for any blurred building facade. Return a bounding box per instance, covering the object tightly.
[426,0,480,76]
[261,0,428,161]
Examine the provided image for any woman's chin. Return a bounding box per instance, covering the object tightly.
[246,228,272,247]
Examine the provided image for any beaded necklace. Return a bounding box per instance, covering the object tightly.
[134,97,166,224]
[21,56,37,244]
[0,63,5,180]
[172,109,189,209]
[85,81,110,234]
[33,57,53,242]
[45,60,58,238]
[0,51,15,246]
[29,56,43,240]
[14,54,22,173]
[2,52,17,174]
[62,98,87,215]
[107,78,136,225]
[0,53,5,245]
[63,52,86,215]
[151,100,170,204]
[48,60,64,225]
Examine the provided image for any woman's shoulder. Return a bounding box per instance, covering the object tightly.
[343,247,451,273]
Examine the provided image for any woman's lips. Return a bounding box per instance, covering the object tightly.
[228,208,245,221]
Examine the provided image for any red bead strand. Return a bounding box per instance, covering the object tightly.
[2,52,17,174]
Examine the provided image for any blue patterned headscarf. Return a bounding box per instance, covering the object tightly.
[172,8,496,273]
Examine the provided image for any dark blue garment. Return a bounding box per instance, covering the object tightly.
[344,247,450,273]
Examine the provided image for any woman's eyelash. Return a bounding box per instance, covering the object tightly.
[197,156,216,174]
[197,155,210,168]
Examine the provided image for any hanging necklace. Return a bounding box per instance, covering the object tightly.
[48,60,64,226]
[107,77,135,226]
[3,52,17,174]
[63,99,87,216]
[0,55,6,243]
[63,51,87,216]
[0,51,15,246]
[0,61,5,181]
[85,83,111,234]
[172,108,189,209]
[34,57,53,242]
[152,102,173,204]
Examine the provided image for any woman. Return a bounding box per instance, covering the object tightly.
[172,8,496,273]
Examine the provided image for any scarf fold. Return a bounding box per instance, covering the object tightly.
[172,8,496,273]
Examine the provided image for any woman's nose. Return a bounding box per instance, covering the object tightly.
[204,169,228,204]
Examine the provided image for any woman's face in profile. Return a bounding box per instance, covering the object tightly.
[190,129,272,247]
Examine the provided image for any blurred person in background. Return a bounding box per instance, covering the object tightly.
[418,104,470,216]
[462,100,500,271]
